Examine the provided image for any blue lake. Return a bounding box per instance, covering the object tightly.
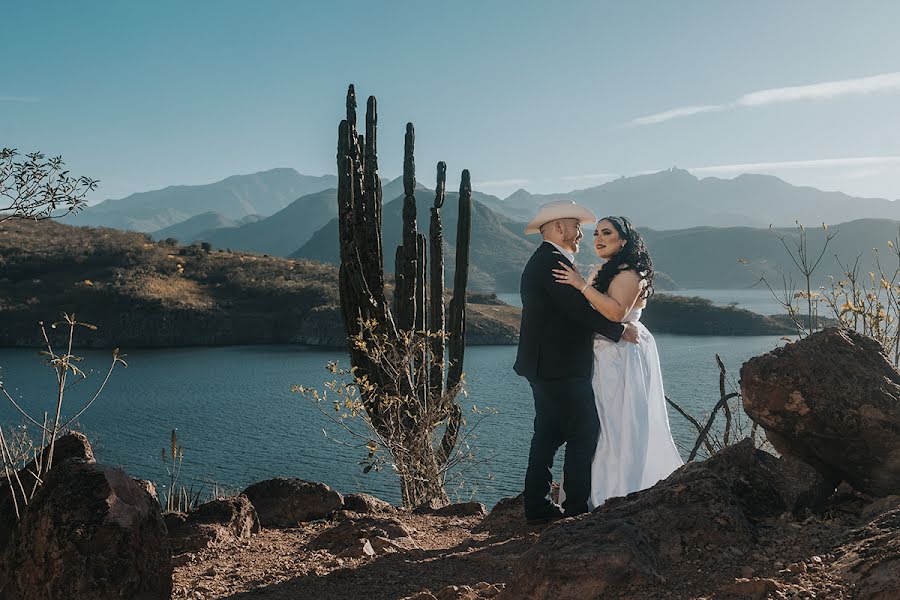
[0,328,783,508]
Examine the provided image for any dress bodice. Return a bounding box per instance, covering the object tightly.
[621,307,643,323]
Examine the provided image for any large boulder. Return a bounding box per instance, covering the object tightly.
[165,494,259,553]
[501,440,788,599]
[0,459,172,599]
[343,492,395,514]
[741,328,900,496]
[0,431,95,547]
[241,477,343,527]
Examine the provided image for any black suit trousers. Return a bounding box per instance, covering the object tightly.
[524,377,599,517]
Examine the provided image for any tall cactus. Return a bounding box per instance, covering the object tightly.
[335,85,471,508]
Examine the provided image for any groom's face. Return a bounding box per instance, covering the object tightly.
[559,219,583,253]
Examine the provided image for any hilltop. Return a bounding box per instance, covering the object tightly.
[0,219,517,348]
[496,168,900,229]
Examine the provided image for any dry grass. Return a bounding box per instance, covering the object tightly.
[130,275,215,310]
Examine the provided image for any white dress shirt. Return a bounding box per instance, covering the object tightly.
[545,240,576,264]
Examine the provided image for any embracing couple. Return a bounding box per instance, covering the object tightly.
[514,200,683,525]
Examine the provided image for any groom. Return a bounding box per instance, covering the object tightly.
[514,200,638,524]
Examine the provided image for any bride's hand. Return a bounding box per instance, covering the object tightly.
[552,262,587,289]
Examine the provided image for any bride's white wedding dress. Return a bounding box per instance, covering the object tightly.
[586,306,683,510]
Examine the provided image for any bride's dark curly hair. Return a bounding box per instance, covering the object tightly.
[591,216,655,299]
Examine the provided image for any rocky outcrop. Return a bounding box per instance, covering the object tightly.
[343,492,395,514]
[501,440,788,599]
[242,477,343,527]
[476,493,524,537]
[834,502,900,600]
[309,513,420,556]
[402,582,506,600]
[741,327,900,497]
[165,495,259,553]
[0,458,172,599]
[430,501,487,518]
[0,431,95,547]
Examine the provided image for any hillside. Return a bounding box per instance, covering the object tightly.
[161,176,427,256]
[628,219,900,289]
[0,220,517,348]
[293,191,535,292]
[495,168,900,229]
[152,211,240,243]
[195,188,340,256]
[67,169,338,232]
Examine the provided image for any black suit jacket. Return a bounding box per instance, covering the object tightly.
[513,242,625,381]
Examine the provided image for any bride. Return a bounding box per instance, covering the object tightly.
[553,216,683,509]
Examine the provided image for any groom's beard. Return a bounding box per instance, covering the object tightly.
[562,235,580,254]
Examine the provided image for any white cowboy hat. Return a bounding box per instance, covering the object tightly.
[524,200,597,235]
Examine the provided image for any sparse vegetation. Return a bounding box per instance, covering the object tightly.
[1,148,98,222]
[0,219,516,348]
[0,315,125,519]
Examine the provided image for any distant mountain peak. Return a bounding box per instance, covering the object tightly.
[505,188,533,202]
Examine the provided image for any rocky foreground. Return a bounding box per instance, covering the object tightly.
[2,328,900,599]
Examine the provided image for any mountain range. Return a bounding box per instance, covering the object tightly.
[68,168,337,232]
[64,167,900,291]
[492,168,900,229]
[294,189,534,291]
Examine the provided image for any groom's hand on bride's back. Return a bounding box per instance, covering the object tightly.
[622,323,639,344]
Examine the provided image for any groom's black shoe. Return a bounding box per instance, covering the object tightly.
[525,504,564,526]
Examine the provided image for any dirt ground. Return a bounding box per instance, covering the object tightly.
[172,491,899,600]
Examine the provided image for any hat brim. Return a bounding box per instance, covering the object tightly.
[524,205,597,235]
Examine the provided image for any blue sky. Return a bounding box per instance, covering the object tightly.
[4,1,900,202]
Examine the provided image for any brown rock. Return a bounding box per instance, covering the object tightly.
[0,431,95,546]
[502,441,788,599]
[719,578,780,599]
[431,501,487,517]
[473,582,502,598]
[501,519,661,599]
[343,492,395,514]
[774,453,836,513]
[0,459,172,599]
[337,538,376,559]
[435,585,475,600]
[135,478,160,506]
[370,535,418,553]
[860,494,900,522]
[741,328,900,496]
[310,515,419,553]
[165,495,259,553]
[402,593,438,600]
[834,504,900,600]
[476,493,524,536]
[241,478,343,526]
[414,497,448,514]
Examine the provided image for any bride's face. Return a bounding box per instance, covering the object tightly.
[593,219,625,260]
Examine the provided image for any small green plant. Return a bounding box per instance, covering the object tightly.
[160,429,204,512]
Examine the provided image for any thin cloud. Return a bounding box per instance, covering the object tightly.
[630,104,724,126]
[628,71,900,126]
[0,95,40,103]
[687,156,900,175]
